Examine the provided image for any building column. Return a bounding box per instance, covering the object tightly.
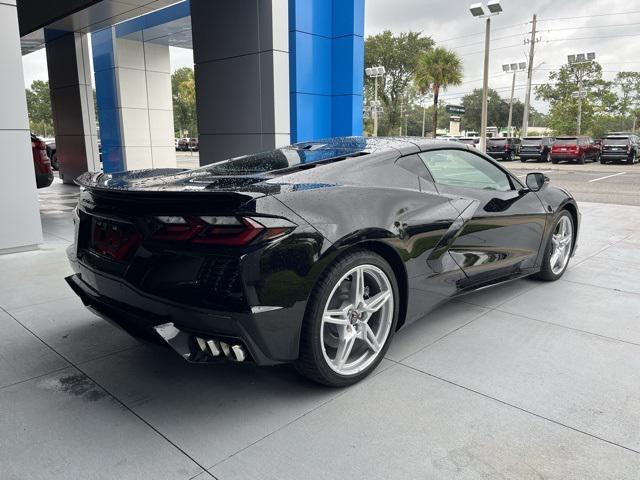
[46,31,100,184]
[92,27,176,173]
[0,0,42,252]
[190,0,290,165]
[289,0,364,143]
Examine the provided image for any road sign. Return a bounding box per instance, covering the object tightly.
[445,105,465,115]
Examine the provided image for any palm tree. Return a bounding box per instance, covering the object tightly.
[414,48,463,138]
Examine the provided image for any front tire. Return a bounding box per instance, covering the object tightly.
[534,211,574,281]
[296,250,399,387]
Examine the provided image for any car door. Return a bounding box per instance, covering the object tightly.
[417,147,547,286]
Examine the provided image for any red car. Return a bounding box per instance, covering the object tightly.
[550,136,600,164]
[31,134,54,188]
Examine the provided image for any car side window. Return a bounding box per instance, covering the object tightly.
[418,149,512,192]
[396,154,433,180]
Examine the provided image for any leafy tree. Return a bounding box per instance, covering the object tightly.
[414,47,463,138]
[535,61,616,136]
[613,72,640,131]
[25,80,53,136]
[365,31,433,135]
[460,88,524,134]
[172,67,197,137]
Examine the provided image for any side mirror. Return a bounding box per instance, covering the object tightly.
[525,172,549,192]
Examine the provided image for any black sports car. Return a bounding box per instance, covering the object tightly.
[66,137,580,387]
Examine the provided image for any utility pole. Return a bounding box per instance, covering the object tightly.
[522,13,537,137]
[507,69,516,136]
[399,102,404,136]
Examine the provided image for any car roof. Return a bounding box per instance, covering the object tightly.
[290,136,467,156]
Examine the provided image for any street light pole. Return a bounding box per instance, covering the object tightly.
[507,69,516,135]
[470,1,503,153]
[374,75,379,137]
[480,16,490,153]
[577,79,583,135]
[366,66,386,137]
[568,53,595,136]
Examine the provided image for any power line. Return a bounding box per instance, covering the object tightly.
[537,10,640,21]
[543,32,640,42]
[539,21,640,32]
[435,21,530,44]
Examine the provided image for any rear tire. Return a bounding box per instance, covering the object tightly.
[551,157,558,164]
[577,154,586,165]
[507,151,515,162]
[534,211,574,282]
[296,250,399,387]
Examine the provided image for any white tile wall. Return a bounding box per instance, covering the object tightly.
[115,37,146,70]
[149,109,175,147]
[0,130,43,251]
[0,4,29,131]
[123,146,153,170]
[116,67,149,109]
[145,71,173,110]
[120,108,152,147]
[272,50,291,135]
[143,42,171,73]
[151,146,177,168]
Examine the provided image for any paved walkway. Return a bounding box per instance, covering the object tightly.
[1,181,639,479]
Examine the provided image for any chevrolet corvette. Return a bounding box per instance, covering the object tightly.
[66,137,579,386]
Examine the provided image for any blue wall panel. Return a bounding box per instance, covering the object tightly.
[289,0,365,143]
[91,27,124,173]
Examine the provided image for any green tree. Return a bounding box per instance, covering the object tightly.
[172,67,197,137]
[535,61,616,136]
[613,72,640,131]
[365,31,433,135]
[414,47,463,138]
[460,88,522,133]
[25,80,53,136]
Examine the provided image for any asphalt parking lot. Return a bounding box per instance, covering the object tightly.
[506,159,640,206]
[1,177,640,479]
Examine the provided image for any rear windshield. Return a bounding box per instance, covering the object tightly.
[522,137,542,145]
[555,138,577,145]
[458,138,478,144]
[604,137,630,144]
[487,138,507,145]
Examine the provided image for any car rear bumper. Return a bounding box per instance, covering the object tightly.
[519,153,543,160]
[65,253,307,366]
[487,152,508,159]
[551,154,579,160]
[601,152,629,160]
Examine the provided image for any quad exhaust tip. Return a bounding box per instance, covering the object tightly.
[154,322,248,363]
[196,336,247,362]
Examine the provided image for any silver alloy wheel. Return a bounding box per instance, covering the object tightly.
[320,264,393,376]
[550,216,573,274]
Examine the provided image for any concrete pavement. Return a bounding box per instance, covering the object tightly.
[1,179,640,479]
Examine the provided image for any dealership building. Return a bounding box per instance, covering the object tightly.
[0,0,365,252]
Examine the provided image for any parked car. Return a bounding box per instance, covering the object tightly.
[458,137,480,148]
[600,134,639,164]
[519,136,555,163]
[31,134,54,188]
[550,136,600,164]
[486,137,521,161]
[176,138,190,151]
[188,137,199,152]
[43,138,58,170]
[66,137,580,387]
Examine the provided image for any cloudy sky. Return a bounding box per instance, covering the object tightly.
[21,0,640,114]
[365,0,640,112]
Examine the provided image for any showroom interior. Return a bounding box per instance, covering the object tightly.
[1,0,364,254]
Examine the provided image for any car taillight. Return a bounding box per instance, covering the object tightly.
[504,144,509,151]
[151,216,295,246]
